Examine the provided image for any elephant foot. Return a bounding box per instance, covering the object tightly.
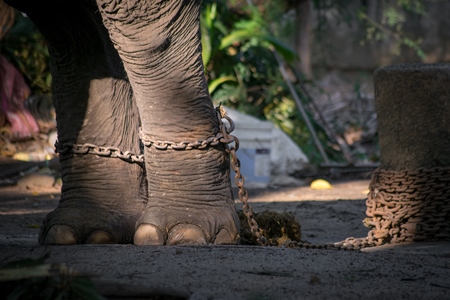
[40,206,142,245]
[137,147,240,246]
[44,225,77,245]
[39,155,147,245]
[44,225,114,244]
[134,207,238,245]
[135,224,207,245]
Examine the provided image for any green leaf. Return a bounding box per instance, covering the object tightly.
[208,3,217,26]
[219,29,255,49]
[208,75,237,94]
[213,20,228,36]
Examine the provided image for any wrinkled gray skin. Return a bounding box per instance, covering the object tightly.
[7,0,239,245]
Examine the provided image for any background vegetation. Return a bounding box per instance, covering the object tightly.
[1,0,443,165]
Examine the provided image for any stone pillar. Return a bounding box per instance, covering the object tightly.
[375,63,450,170]
[365,63,450,246]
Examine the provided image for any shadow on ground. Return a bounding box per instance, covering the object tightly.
[1,179,449,299]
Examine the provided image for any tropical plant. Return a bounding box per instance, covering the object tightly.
[200,1,345,164]
[201,1,297,109]
[3,1,395,165]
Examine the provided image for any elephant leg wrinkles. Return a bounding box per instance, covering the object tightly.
[10,1,147,244]
[41,154,147,244]
[98,0,240,244]
[8,0,240,245]
[133,147,239,245]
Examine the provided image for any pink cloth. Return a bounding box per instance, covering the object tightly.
[0,54,39,140]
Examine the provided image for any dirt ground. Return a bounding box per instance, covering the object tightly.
[1,176,449,299]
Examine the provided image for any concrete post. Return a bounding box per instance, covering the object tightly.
[365,63,450,245]
[375,63,450,170]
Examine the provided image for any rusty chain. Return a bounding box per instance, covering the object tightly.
[139,132,224,150]
[55,110,450,250]
[55,142,145,164]
[215,105,268,246]
[288,166,450,251]
[282,166,450,251]
[54,105,267,246]
[363,167,450,244]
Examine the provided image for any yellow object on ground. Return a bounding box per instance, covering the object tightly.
[310,179,333,190]
[13,151,51,162]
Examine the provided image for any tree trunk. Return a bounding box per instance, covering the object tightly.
[294,0,313,79]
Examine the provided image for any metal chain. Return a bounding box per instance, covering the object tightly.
[53,106,268,246]
[282,241,356,251]
[215,105,268,246]
[287,166,450,251]
[55,141,145,164]
[139,132,224,150]
[54,112,450,250]
[363,167,450,245]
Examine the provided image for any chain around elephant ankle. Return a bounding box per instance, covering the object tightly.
[54,141,145,164]
[139,105,267,246]
[138,106,237,151]
[215,105,267,246]
[54,107,267,246]
[139,131,226,150]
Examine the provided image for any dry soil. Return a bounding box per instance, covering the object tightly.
[0,179,449,300]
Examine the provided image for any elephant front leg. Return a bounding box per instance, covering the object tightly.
[97,0,239,245]
[43,76,146,244]
[134,146,239,245]
[18,2,147,244]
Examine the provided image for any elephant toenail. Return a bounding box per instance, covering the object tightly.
[167,224,206,245]
[134,224,165,245]
[213,228,235,245]
[44,225,78,245]
[86,230,114,244]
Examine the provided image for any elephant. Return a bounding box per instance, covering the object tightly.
[6,0,240,245]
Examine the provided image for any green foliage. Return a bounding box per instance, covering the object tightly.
[201,1,288,116]
[200,1,344,164]
[1,2,382,165]
[0,12,51,95]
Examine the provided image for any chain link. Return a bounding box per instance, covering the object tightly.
[55,141,145,164]
[278,166,450,251]
[55,111,450,250]
[297,166,450,251]
[363,167,450,245]
[139,132,224,150]
[215,106,268,246]
[53,106,267,246]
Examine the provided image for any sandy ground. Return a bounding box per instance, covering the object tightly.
[1,179,449,299]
